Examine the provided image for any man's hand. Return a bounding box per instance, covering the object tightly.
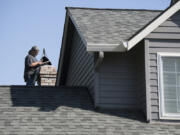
[37,61,43,65]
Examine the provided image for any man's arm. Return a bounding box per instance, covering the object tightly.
[26,56,44,68]
[30,61,43,67]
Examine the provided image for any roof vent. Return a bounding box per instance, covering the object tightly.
[171,0,179,6]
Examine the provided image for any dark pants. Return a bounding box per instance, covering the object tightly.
[26,68,40,86]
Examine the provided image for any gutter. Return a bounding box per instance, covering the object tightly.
[94,40,128,69]
[87,40,128,52]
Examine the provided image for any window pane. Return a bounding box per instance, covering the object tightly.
[164,86,176,99]
[165,100,177,113]
[162,57,175,72]
[163,72,176,85]
[162,56,179,115]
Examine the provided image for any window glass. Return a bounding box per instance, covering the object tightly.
[162,57,175,72]
[162,57,180,115]
[165,100,177,113]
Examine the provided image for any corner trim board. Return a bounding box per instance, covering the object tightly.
[145,39,151,122]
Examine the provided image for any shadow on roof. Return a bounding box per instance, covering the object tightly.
[9,86,146,123]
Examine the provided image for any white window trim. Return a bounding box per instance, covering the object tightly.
[157,52,180,120]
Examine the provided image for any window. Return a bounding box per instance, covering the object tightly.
[158,52,180,119]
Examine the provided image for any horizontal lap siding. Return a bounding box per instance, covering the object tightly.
[147,11,180,39]
[149,40,180,120]
[134,43,146,115]
[98,52,138,109]
[147,11,180,121]
[66,30,95,98]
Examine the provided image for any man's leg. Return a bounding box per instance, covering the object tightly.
[32,67,40,86]
[26,77,34,86]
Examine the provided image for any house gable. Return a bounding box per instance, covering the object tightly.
[67,7,161,52]
[56,1,180,123]
[63,1,180,52]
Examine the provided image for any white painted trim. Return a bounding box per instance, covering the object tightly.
[157,52,180,120]
[128,1,180,50]
[87,41,127,52]
[88,43,120,46]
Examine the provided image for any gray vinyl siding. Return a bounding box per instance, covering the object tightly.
[146,11,180,121]
[147,11,180,39]
[97,43,145,110]
[134,42,146,115]
[66,29,95,99]
[98,52,137,109]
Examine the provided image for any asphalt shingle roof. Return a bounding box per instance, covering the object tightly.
[1,86,180,134]
[68,7,162,45]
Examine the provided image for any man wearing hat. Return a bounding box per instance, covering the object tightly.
[24,46,44,86]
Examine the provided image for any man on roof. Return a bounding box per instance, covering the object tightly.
[24,46,44,86]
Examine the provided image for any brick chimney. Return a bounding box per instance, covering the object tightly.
[39,65,57,86]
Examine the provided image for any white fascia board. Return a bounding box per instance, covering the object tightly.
[87,41,127,52]
[127,1,180,51]
[87,43,127,52]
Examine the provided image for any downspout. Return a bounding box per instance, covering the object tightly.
[95,51,104,70]
[94,51,104,109]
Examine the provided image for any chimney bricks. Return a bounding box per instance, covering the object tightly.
[39,65,57,86]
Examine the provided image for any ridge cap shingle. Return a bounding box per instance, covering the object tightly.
[66,6,163,12]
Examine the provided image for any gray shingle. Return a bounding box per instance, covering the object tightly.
[0,86,180,134]
[68,7,162,45]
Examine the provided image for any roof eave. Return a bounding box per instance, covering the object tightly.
[87,41,128,52]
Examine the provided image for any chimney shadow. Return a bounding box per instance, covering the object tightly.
[10,86,93,111]
[9,86,146,123]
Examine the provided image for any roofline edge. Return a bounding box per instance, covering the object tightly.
[86,41,127,52]
[65,6,163,12]
[127,0,180,50]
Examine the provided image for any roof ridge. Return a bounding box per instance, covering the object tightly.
[66,7,163,12]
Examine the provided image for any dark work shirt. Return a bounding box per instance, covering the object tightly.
[24,54,38,82]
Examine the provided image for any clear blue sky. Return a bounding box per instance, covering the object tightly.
[0,0,170,85]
